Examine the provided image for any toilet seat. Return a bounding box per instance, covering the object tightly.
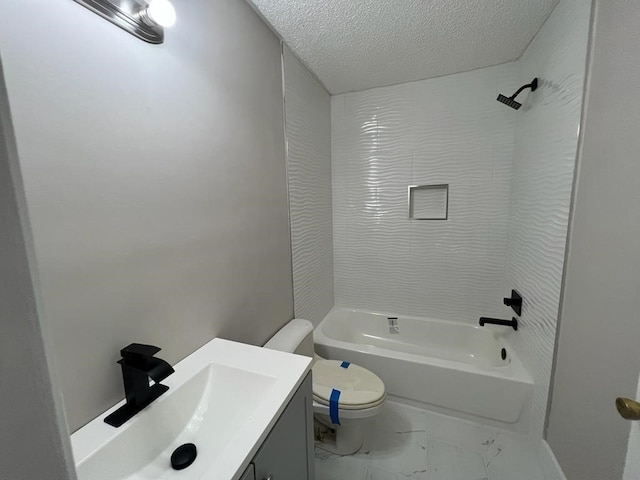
[312,360,386,410]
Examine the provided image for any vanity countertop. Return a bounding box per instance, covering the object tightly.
[71,338,312,480]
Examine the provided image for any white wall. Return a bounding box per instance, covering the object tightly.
[282,46,334,326]
[331,64,518,322]
[547,1,640,478]
[504,0,591,440]
[0,57,76,479]
[0,0,293,432]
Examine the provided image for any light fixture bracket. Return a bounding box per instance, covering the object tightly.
[72,0,165,44]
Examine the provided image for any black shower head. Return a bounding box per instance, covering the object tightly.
[497,78,539,110]
[497,94,523,110]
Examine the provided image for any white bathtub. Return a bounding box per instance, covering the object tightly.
[314,308,533,425]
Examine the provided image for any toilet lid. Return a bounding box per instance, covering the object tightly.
[312,360,386,408]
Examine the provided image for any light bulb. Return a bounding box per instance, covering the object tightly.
[144,0,176,28]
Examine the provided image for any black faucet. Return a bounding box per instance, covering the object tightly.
[479,317,518,331]
[104,343,174,428]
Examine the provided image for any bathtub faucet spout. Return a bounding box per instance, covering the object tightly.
[479,317,518,331]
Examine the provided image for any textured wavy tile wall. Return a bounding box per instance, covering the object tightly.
[503,0,591,440]
[282,46,334,326]
[332,63,519,323]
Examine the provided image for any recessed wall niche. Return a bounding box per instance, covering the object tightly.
[408,184,449,220]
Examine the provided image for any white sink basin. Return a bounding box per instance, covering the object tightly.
[71,338,312,480]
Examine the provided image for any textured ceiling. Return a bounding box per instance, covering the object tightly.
[248,0,560,94]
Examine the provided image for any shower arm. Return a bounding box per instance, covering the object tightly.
[508,79,538,100]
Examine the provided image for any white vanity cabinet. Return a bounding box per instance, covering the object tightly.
[240,373,314,480]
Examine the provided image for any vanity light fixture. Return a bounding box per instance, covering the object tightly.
[72,0,177,44]
[139,0,177,27]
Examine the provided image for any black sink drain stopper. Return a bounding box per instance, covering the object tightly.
[171,443,197,470]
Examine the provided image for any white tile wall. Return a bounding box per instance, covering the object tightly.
[283,45,334,326]
[331,63,519,323]
[503,0,591,440]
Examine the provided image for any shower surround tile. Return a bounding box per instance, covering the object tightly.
[283,46,334,326]
[502,0,591,440]
[332,62,518,326]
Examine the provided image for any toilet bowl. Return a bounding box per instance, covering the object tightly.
[264,319,386,455]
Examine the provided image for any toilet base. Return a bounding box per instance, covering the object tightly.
[313,414,363,455]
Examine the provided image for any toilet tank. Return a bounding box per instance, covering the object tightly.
[263,319,314,358]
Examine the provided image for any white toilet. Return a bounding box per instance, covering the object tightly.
[264,319,386,455]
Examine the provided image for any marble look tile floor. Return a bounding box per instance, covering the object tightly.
[315,401,546,480]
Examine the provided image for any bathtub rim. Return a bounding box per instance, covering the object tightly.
[314,307,533,385]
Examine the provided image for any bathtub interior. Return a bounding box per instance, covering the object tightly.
[320,308,513,368]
